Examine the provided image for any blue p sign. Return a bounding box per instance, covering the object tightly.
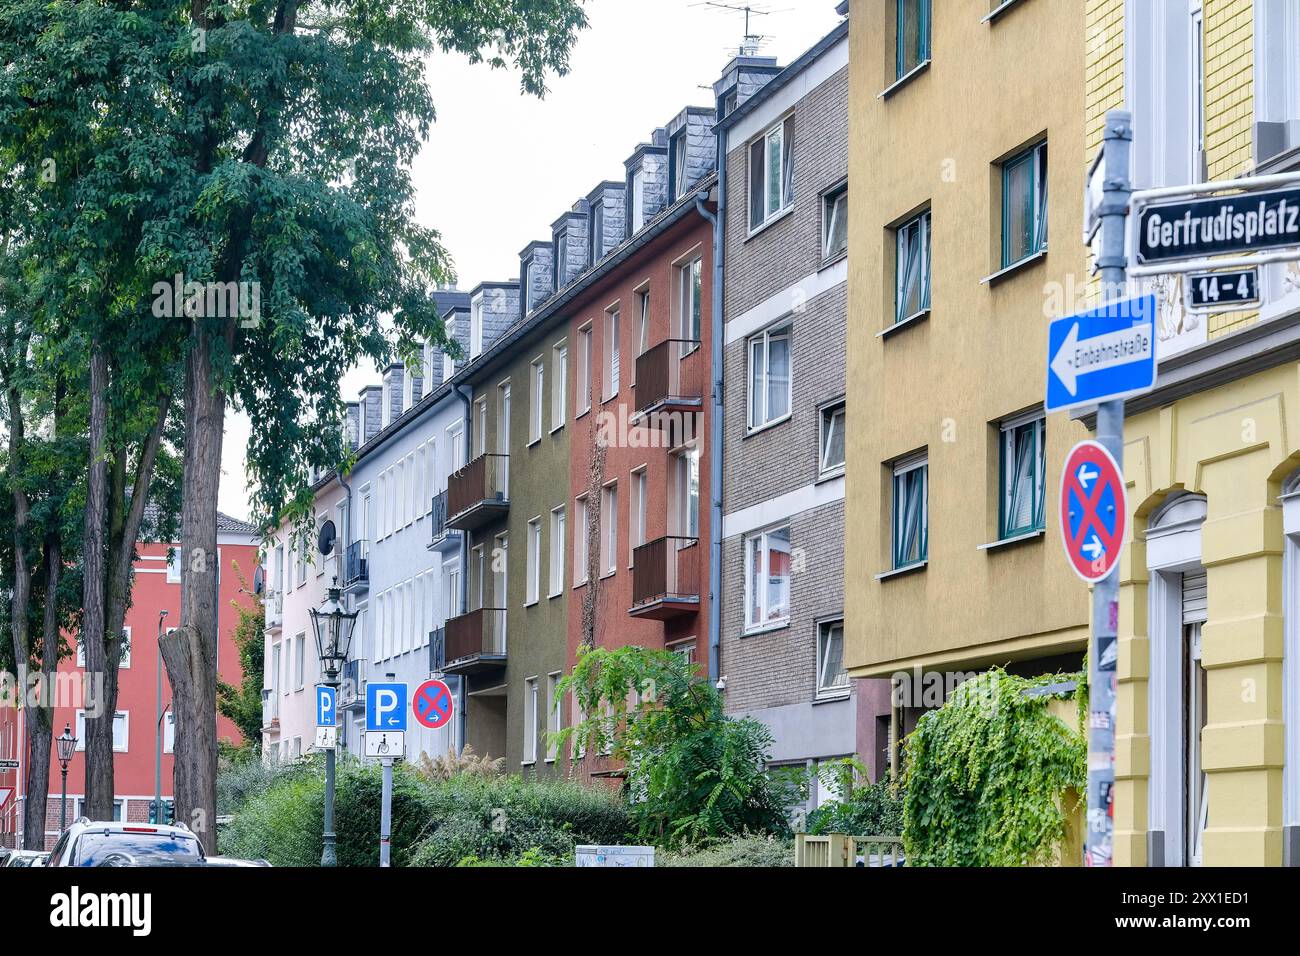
[316,685,337,728]
[366,682,408,732]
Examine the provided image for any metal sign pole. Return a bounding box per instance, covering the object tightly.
[379,757,393,868]
[1087,109,1132,867]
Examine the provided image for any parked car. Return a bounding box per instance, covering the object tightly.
[204,856,271,867]
[3,850,47,867]
[45,819,205,867]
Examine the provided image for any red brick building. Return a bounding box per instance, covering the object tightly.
[0,513,259,849]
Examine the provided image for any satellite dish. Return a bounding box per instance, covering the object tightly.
[318,520,338,557]
[253,565,265,595]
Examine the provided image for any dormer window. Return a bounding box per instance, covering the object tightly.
[521,257,535,315]
[631,171,646,233]
[554,232,569,291]
[721,89,738,119]
[589,204,604,268]
[470,296,484,359]
[443,316,457,380]
[670,131,689,202]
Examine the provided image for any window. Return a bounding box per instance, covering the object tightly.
[529,357,545,443]
[747,325,791,431]
[892,455,929,569]
[576,325,592,415]
[294,633,306,690]
[546,673,562,762]
[896,0,931,79]
[164,712,176,754]
[748,116,795,231]
[630,467,647,562]
[635,288,651,359]
[824,185,848,261]
[77,628,133,669]
[526,517,542,606]
[675,448,700,539]
[472,545,485,611]
[600,483,618,576]
[1000,414,1046,538]
[523,677,539,765]
[76,711,129,753]
[1001,141,1048,267]
[574,495,590,585]
[668,639,695,667]
[604,308,621,399]
[745,527,792,631]
[167,550,182,583]
[470,295,484,359]
[549,507,566,596]
[895,209,931,323]
[677,258,703,345]
[671,131,688,201]
[554,232,569,291]
[820,402,846,477]
[551,342,567,430]
[590,203,604,268]
[817,620,850,698]
[443,558,462,620]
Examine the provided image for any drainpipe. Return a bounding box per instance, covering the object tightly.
[696,176,725,687]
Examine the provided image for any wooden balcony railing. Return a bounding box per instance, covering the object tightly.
[443,608,508,672]
[446,454,510,529]
[634,339,704,417]
[630,535,701,618]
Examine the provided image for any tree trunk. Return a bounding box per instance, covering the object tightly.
[80,344,114,821]
[23,533,60,846]
[161,330,227,854]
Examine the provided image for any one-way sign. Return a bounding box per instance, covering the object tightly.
[1046,295,1157,413]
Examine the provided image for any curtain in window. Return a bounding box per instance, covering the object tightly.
[749,139,765,228]
[767,334,790,420]
[766,529,791,621]
[747,535,764,628]
[894,467,926,567]
[690,260,702,340]
[782,116,795,209]
[749,337,766,426]
[766,126,783,216]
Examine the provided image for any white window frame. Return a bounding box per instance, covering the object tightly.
[76,710,129,753]
[747,324,792,432]
[674,446,700,540]
[819,400,846,478]
[523,676,539,765]
[816,619,850,700]
[743,524,792,634]
[630,466,648,565]
[748,114,795,233]
[823,183,848,261]
[529,356,545,444]
[677,256,703,347]
[546,672,562,762]
[167,549,182,583]
[999,410,1046,539]
[470,294,484,359]
[551,341,567,433]
[294,632,306,690]
[891,453,929,570]
[574,495,590,586]
[526,516,542,607]
[576,323,593,416]
[604,306,621,400]
[549,506,566,598]
[600,481,618,577]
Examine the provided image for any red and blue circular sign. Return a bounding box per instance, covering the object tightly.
[412,678,455,730]
[1060,440,1127,584]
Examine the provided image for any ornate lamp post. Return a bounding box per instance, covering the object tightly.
[55,723,77,831]
[309,579,356,868]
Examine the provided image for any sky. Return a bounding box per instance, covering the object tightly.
[217,0,846,522]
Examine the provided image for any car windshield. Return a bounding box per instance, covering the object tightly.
[76,832,202,867]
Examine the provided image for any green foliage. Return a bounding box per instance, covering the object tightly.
[806,774,904,838]
[901,669,1086,867]
[216,562,266,750]
[659,833,794,868]
[556,646,800,847]
[220,759,325,867]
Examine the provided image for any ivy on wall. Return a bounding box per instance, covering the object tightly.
[901,668,1086,867]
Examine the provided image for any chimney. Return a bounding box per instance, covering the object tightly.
[552,205,590,291]
[712,54,781,120]
[666,106,718,203]
[381,363,404,427]
[585,181,627,266]
[519,241,555,317]
[346,401,362,451]
[625,137,669,235]
[360,385,383,444]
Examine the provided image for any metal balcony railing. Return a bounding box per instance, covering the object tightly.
[446,454,510,530]
[344,540,369,589]
[630,535,701,618]
[430,627,446,672]
[443,608,508,673]
[429,491,462,550]
[634,339,705,418]
[261,688,278,728]
[341,659,365,709]
[265,589,284,629]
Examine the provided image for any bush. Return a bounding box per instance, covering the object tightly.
[806,779,904,837]
[410,774,631,867]
[219,762,325,867]
[217,749,294,817]
[660,834,794,868]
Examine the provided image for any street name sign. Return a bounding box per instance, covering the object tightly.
[316,684,337,728]
[1136,185,1300,264]
[314,726,337,751]
[0,759,18,770]
[1059,441,1128,584]
[1046,295,1157,413]
[412,678,455,731]
[365,682,408,733]
[364,731,405,759]
[1187,267,1259,310]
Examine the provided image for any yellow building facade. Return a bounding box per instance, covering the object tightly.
[1087,0,1300,867]
[845,0,1090,738]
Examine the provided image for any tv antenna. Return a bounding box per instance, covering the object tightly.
[691,2,790,57]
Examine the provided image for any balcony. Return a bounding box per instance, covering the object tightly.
[428,491,463,553]
[630,536,701,620]
[446,454,510,532]
[429,627,446,673]
[261,688,279,730]
[343,540,369,594]
[264,589,283,633]
[634,339,705,420]
[341,659,366,712]
[442,609,507,675]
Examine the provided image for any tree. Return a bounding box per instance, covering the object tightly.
[556,646,798,847]
[217,562,266,751]
[1,0,589,852]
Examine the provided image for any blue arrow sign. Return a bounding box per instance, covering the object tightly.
[365,682,408,733]
[316,685,337,728]
[1046,295,1157,413]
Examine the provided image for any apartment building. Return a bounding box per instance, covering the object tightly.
[845,0,1090,774]
[1086,0,1300,867]
[2,511,258,849]
[713,17,885,801]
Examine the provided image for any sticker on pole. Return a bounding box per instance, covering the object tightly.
[1060,441,1127,584]
[412,678,455,730]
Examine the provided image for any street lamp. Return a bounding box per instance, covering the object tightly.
[55,724,77,831]
[309,578,357,868]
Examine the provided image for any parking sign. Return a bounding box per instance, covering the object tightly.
[365,682,408,733]
[316,685,337,728]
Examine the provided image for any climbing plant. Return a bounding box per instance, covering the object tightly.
[901,668,1086,866]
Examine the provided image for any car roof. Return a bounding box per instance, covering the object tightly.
[72,820,199,840]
